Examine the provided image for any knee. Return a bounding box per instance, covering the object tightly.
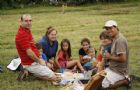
[102,82,110,89]
[102,79,111,88]
[76,60,80,63]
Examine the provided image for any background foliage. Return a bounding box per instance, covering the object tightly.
[0,0,140,9]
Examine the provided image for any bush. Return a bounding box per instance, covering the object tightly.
[0,0,139,9]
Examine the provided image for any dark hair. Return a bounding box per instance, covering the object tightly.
[81,38,90,45]
[112,26,119,31]
[45,26,57,37]
[99,31,112,40]
[21,16,23,21]
[61,39,71,57]
[104,26,119,31]
[35,43,42,50]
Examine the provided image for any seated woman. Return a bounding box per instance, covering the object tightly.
[79,38,96,71]
[39,26,58,71]
[56,39,85,73]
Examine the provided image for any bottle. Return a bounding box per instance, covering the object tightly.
[92,58,96,67]
[103,50,108,58]
[84,71,88,79]
[104,50,109,67]
[59,67,64,73]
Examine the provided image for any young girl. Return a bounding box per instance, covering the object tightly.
[56,39,84,73]
[79,38,96,71]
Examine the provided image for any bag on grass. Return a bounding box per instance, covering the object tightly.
[7,57,21,71]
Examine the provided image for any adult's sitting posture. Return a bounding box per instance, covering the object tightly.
[15,14,58,81]
[100,20,129,89]
[39,26,58,71]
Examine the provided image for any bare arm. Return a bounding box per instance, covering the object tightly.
[97,58,104,72]
[79,55,90,64]
[54,56,61,69]
[79,55,85,64]
[26,49,46,65]
[105,52,127,62]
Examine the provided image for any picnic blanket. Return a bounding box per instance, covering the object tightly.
[54,71,85,85]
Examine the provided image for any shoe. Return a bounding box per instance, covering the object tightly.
[126,78,132,90]
[17,69,28,81]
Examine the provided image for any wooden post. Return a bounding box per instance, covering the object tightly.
[62,3,67,14]
[62,4,65,13]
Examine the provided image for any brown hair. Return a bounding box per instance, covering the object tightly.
[99,31,112,40]
[45,26,57,37]
[61,39,71,57]
[81,38,90,45]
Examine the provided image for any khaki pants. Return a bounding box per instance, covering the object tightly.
[23,62,54,78]
[102,68,125,88]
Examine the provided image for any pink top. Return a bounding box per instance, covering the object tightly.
[57,50,68,68]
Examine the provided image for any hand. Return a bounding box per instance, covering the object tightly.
[50,57,54,60]
[38,59,46,66]
[51,73,62,81]
[49,59,54,64]
[104,52,111,60]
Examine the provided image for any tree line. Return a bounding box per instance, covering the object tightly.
[0,0,139,9]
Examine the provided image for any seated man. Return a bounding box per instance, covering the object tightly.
[101,20,129,89]
[15,14,58,81]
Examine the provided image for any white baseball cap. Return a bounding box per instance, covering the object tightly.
[104,20,117,27]
[7,58,21,70]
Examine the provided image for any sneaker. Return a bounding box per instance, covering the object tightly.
[17,69,28,81]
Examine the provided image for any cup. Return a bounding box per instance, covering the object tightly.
[59,67,64,73]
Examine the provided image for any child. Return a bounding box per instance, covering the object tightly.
[97,31,112,72]
[56,39,85,73]
[82,48,96,70]
[35,43,47,61]
[79,38,97,71]
[35,43,54,70]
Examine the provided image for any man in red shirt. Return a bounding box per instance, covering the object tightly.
[15,14,57,81]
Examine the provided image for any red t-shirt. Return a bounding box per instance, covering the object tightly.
[15,26,40,65]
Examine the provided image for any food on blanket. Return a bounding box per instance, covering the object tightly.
[63,72,74,79]
[73,73,84,79]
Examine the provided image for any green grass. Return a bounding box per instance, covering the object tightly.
[0,2,140,90]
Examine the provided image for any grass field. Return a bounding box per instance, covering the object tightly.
[0,2,140,90]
